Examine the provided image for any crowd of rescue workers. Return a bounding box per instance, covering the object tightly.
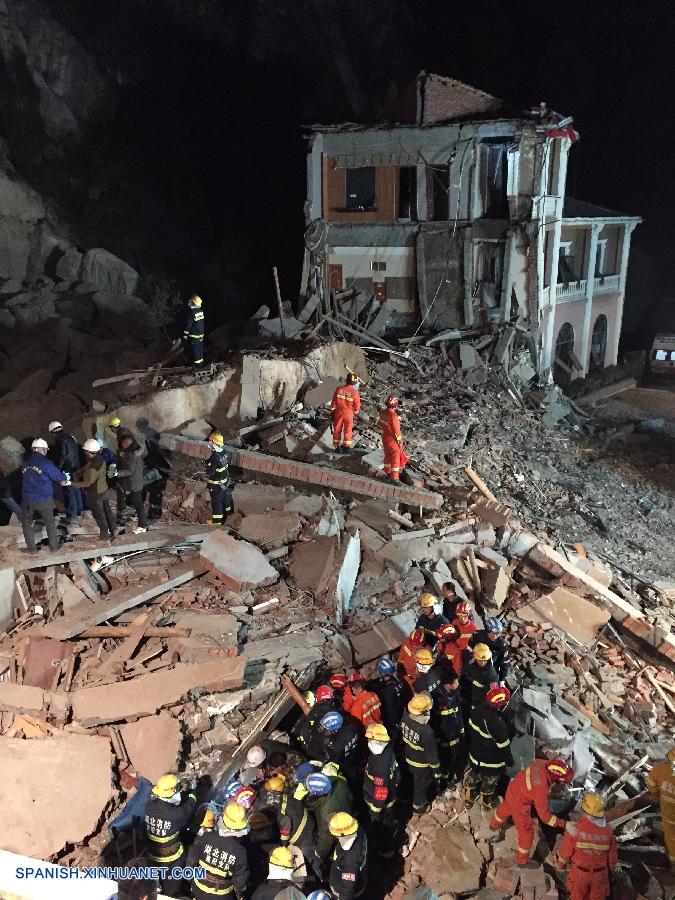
[127,587,633,900]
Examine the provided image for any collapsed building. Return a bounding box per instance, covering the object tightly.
[299,72,641,383]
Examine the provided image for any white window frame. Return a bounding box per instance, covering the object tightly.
[559,241,573,256]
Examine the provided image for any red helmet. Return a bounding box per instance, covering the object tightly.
[234,786,257,809]
[409,628,425,646]
[546,759,574,783]
[486,685,511,709]
[455,600,471,618]
[437,623,458,641]
[348,671,362,684]
[329,673,348,690]
[316,685,333,703]
[385,395,399,408]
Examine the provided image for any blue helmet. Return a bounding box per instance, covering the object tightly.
[305,772,332,795]
[295,762,318,784]
[307,893,331,900]
[377,658,396,676]
[485,618,504,633]
[222,780,242,801]
[320,711,343,733]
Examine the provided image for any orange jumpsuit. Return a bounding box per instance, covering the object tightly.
[349,689,382,727]
[438,637,463,678]
[451,617,477,652]
[490,759,566,864]
[330,384,361,449]
[377,406,406,481]
[558,816,617,900]
[646,761,675,863]
[397,635,422,688]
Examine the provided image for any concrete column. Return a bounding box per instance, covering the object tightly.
[541,214,563,371]
[463,237,474,325]
[610,223,637,366]
[416,163,428,221]
[579,224,602,375]
[309,135,323,219]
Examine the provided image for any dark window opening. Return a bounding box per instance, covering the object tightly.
[590,314,608,369]
[398,166,417,220]
[429,164,450,221]
[558,250,578,285]
[480,140,509,218]
[345,167,376,212]
[554,321,575,384]
[370,261,386,272]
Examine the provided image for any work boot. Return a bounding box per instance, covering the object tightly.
[481,793,498,810]
[464,786,474,809]
[518,860,540,870]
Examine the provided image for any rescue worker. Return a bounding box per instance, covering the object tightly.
[432,673,465,784]
[490,757,573,865]
[294,685,338,759]
[415,592,449,647]
[144,773,197,897]
[71,438,117,542]
[187,802,250,900]
[262,775,320,880]
[397,628,425,686]
[436,622,463,679]
[183,294,205,367]
[47,421,82,523]
[108,416,137,449]
[469,618,510,684]
[344,672,381,727]
[363,723,400,854]
[461,643,499,708]
[465,685,512,809]
[250,845,299,899]
[412,647,443,702]
[205,431,232,526]
[400,692,440,814]
[320,712,363,794]
[555,793,618,900]
[107,415,141,519]
[196,809,217,837]
[329,673,349,707]
[20,438,69,554]
[451,600,478,651]
[239,745,268,787]
[302,770,353,864]
[645,747,675,866]
[441,581,461,621]
[328,813,368,900]
[377,395,407,482]
[330,373,361,452]
[374,658,406,736]
[116,433,148,533]
[0,471,23,523]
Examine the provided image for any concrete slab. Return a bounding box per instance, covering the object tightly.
[411,821,483,895]
[0,566,15,628]
[233,482,289,516]
[518,586,611,647]
[287,537,336,592]
[55,572,89,612]
[0,682,46,714]
[284,493,324,516]
[120,711,182,783]
[244,629,326,664]
[351,609,418,664]
[237,512,302,549]
[70,655,246,725]
[0,734,113,858]
[303,376,340,409]
[20,637,76,689]
[239,354,262,420]
[200,531,279,590]
[349,500,396,536]
[335,531,361,624]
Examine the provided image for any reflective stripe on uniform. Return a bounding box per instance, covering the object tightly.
[188,333,203,338]
[469,753,505,769]
[402,737,423,752]
[290,808,308,844]
[547,815,559,826]
[440,707,459,716]
[576,842,611,851]
[469,719,492,740]
[405,757,438,769]
[194,877,233,896]
[525,766,532,791]
[336,393,354,402]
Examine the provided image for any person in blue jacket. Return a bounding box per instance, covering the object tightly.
[20,437,69,553]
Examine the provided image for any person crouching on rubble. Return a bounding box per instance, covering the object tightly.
[71,438,117,543]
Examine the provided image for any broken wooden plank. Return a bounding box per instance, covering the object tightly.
[41,563,207,641]
[80,625,189,638]
[94,608,159,676]
[463,466,498,503]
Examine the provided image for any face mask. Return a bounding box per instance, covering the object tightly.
[368,740,386,755]
[354,380,361,390]
[433,603,442,615]
[417,663,431,674]
[338,833,357,850]
[165,791,182,806]
[268,864,293,881]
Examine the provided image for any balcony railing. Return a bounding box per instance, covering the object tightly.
[555,274,620,301]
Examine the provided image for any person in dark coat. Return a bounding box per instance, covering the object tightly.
[20,438,68,553]
[47,421,82,522]
[117,434,149,532]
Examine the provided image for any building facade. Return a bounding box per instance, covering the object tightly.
[300,73,640,379]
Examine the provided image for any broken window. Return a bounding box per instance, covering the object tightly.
[479,140,509,218]
[345,167,376,212]
[474,241,505,311]
[370,260,386,272]
[590,314,608,369]
[428,164,450,221]
[554,321,575,384]
[558,246,578,285]
[398,166,417,220]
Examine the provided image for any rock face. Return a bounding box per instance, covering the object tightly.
[81,249,139,297]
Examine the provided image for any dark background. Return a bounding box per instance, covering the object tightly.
[4,0,673,345]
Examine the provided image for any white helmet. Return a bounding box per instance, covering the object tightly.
[83,439,101,453]
[31,438,49,451]
[48,421,63,433]
[246,745,266,767]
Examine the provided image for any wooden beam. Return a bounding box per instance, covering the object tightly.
[463,466,498,503]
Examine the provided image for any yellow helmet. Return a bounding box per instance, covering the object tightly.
[208,431,224,447]
[408,692,433,715]
[419,592,436,609]
[667,748,675,765]
[199,809,216,830]
[269,845,295,868]
[328,812,358,837]
[321,762,342,780]
[190,294,203,307]
[581,792,605,817]
[415,647,434,666]
[473,643,493,662]
[152,774,180,799]
[108,416,121,428]
[304,690,316,707]
[222,802,248,831]
[264,774,287,792]
[365,723,390,743]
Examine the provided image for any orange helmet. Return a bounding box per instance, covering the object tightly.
[546,759,574,783]
[455,600,471,618]
[385,395,399,408]
[348,671,362,684]
[437,623,458,641]
[486,685,511,708]
[329,673,348,690]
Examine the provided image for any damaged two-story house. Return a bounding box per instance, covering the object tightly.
[298,72,641,380]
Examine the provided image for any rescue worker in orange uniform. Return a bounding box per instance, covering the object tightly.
[397,628,425,687]
[490,757,573,866]
[555,792,618,900]
[452,600,478,652]
[345,672,382,728]
[436,623,463,678]
[330,373,361,452]
[645,747,675,866]
[377,395,408,482]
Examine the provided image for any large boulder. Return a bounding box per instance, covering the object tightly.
[54,247,83,284]
[80,249,139,297]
